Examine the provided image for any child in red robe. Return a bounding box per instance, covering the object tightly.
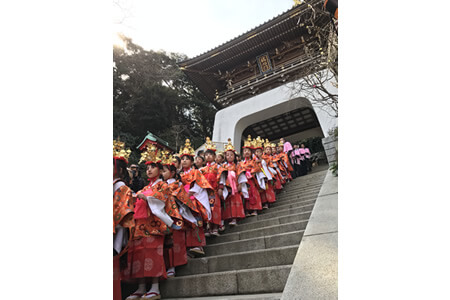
[123,145,182,300]
[178,139,214,257]
[200,137,222,237]
[218,138,247,227]
[239,135,263,216]
[113,140,135,300]
[253,137,277,209]
[161,152,201,278]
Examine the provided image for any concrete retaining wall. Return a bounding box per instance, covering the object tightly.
[322,135,338,165]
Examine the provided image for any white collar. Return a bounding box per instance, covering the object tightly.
[167,178,176,184]
[149,178,162,187]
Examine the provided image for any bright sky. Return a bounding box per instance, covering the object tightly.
[113,0,294,58]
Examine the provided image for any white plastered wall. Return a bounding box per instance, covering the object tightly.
[212,81,337,149]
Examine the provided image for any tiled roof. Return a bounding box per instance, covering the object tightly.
[178,0,329,104]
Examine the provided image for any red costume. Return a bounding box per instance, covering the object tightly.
[200,162,222,225]
[239,157,263,211]
[180,167,213,248]
[218,161,246,220]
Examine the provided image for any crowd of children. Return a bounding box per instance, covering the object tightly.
[113,136,311,300]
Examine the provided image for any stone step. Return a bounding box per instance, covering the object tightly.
[276,187,320,199]
[273,195,319,206]
[278,182,321,190]
[238,201,315,225]
[206,220,308,245]
[176,245,298,276]
[161,265,292,298]
[280,183,322,194]
[279,182,323,192]
[276,187,322,198]
[221,211,311,234]
[205,230,304,256]
[259,199,316,214]
[270,194,318,206]
[256,204,315,222]
[165,292,283,300]
[287,178,326,187]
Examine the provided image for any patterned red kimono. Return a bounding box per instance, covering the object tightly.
[164,179,191,268]
[259,155,277,204]
[122,180,171,281]
[272,154,287,188]
[180,168,213,248]
[113,179,135,300]
[273,153,288,178]
[280,152,294,180]
[263,154,283,191]
[238,158,263,211]
[200,162,222,225]
[218,162,246,220]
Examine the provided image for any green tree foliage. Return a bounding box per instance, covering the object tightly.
[113,35,218,163]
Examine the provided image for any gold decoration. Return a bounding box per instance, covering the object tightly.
[179,139,195,157]
[278,139,284,147]
[113,139,131,162]
[224,138,236,152]
[204,137,217,151]
[161,150,174,165]
[264,139,272,149]
[252,136,264,149]
[139,144,163,164]
[243,135,253,148]
[271,143,277,148]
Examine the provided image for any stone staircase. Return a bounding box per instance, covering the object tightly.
[159,167,328,300]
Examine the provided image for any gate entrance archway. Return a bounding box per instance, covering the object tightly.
[179,0,337,150]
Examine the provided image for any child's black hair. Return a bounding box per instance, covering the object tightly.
[204,149,216,156]
[147,162,163,170]
[163,164,181,181]
[114,158,130,185]
[181,155,194,162]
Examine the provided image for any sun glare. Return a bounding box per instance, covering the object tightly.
[113,32,125,49]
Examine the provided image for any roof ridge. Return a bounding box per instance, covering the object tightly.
[179,1,315,65]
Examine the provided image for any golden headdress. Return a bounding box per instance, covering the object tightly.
[204,137,217,152]
[278,139,284,147]
[113,139,131,163]
[252,136,264,149]
[160,150,174,166]
[179,139,195,157]
[243,135,253,149]
[139,144,163,164]
[224,138,236,152]
[271,143,277,148]
[264,139,272,149]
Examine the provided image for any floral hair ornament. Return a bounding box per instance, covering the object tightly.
[264,138,272,149]
[161,150,175,166]
[252,136,264,150]
[204,137,217,152]
[224,138,236,153]
[179,139,195,157]
[243,135,253,149]
[113,139,131,163]
[139,144,163,165]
